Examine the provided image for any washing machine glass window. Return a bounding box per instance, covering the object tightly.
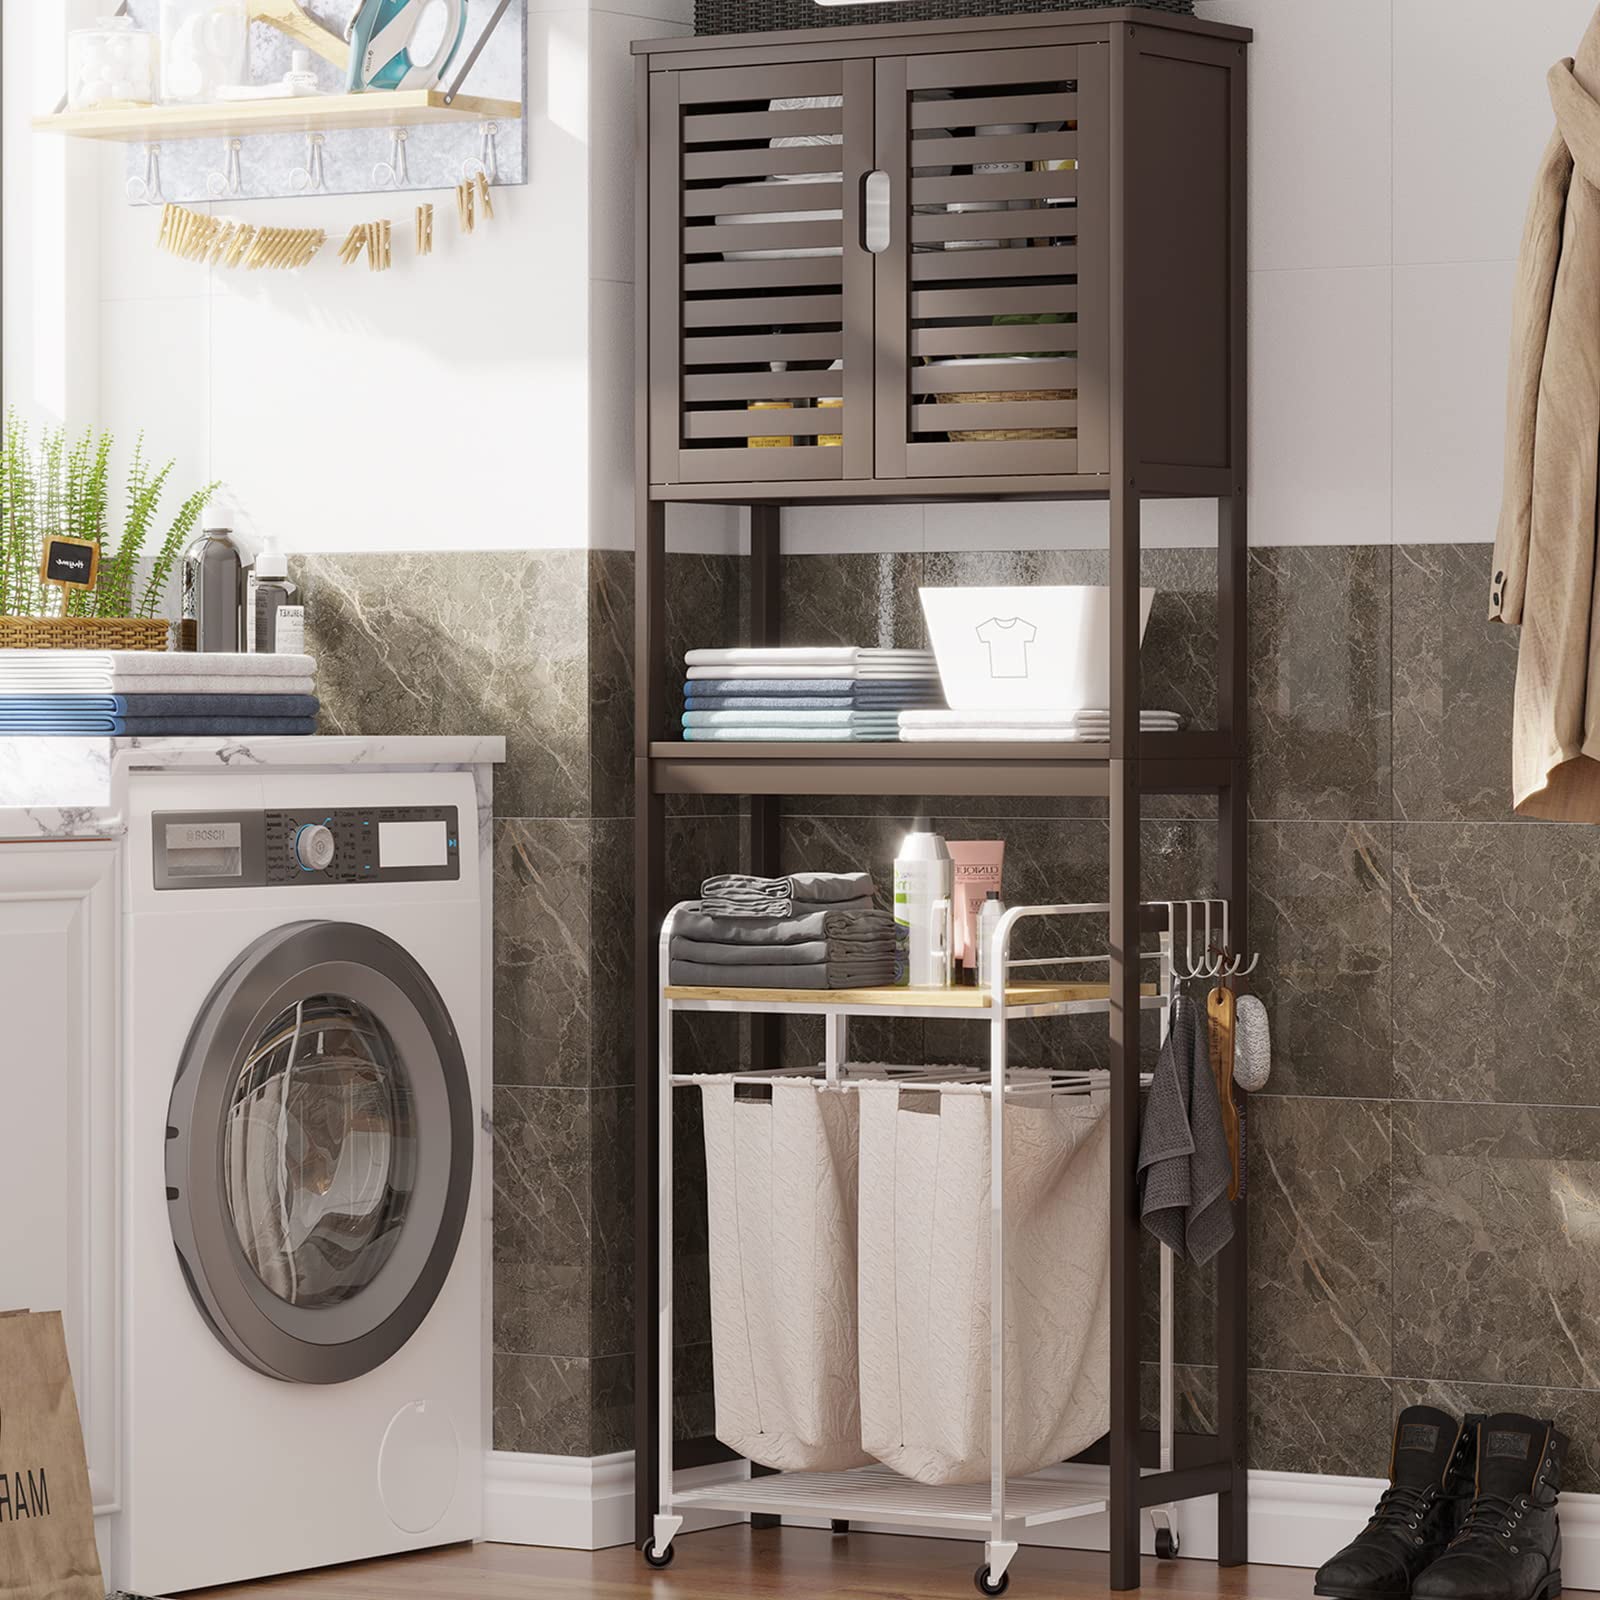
[224,993,418,1310]
[168,920,474,1385]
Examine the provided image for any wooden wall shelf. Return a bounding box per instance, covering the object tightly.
[33,90,520,145]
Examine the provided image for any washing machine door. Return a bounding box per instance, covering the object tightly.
[167,920,473,1384]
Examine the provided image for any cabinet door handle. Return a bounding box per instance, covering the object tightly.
[863,170,891,253]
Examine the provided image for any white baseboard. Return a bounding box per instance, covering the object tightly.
[483,1452,1600,1585]
[483,1451,746,1551]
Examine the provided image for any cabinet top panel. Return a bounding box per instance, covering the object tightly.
[632,7,1251,60]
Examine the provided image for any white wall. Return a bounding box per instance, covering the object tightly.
[25,0,1600,555]
[87,0,691,557]
[671,0,1600,557]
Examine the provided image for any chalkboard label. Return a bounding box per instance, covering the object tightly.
[40,537,100,593]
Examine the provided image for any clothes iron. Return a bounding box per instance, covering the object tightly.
[347,0,468,93]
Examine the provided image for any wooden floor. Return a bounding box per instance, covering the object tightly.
[191,1527,1340,1600]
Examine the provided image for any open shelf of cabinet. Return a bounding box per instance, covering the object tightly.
[33,90,521,144]
[648,737,1240,799]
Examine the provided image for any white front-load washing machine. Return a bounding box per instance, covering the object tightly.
[114,766,487,1597]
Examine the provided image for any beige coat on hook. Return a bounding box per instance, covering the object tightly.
[1492,9,1600,820]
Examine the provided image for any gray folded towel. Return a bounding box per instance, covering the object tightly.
[671,903,873,944]
[1137,994,1235,1265]
[670,937,828,967]
[700,871,874,918]
[668,958,896,989]
[791,870,874,905]
[670,960,830,989]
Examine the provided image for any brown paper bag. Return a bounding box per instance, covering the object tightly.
[0,1311,104,1600]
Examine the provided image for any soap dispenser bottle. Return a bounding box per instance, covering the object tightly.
[246,537,297,654]
[181,502,244,653]
[894,816,954,988]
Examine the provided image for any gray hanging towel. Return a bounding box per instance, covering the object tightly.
[1137,993,1235,1264]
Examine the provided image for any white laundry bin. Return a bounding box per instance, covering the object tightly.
[855,1083,1112,1486]
[698,1077,873,1472]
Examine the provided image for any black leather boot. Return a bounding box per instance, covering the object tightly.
[1413,1413,1566,1600]
[1314,1408,1477,1599]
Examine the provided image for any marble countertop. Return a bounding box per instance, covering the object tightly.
[0,736,507,843]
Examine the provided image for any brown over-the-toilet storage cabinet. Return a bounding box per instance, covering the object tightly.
[632,10,1251,1596]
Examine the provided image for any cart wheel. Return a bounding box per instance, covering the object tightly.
[642,1538,675,1568]
[1155,1526,1179,1560]
[975,1563,1011,1596]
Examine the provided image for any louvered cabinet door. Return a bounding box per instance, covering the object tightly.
[872,46,1110,481]
[649,59,875,485]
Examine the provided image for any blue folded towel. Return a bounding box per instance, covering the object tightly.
[0,693,319,716]
[0,715,319,737]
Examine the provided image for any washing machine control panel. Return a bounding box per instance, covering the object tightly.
[153,806,462,890]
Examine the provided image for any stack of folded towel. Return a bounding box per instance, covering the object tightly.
[683,647,945,742]
[0,651,319,736]
[897,708,1182,743]
[669,870,897,989]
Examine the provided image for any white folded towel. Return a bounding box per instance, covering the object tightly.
[688,664,939,681]
[0,651,317,693]
[898,728,1120,743]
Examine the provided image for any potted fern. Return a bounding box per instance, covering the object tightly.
[0,412,216,651]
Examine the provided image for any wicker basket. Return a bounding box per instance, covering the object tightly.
[938,387,1078,442]
[0,615,172,652]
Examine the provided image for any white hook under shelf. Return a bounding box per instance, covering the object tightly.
[127,142,165,206]
[461,120,500,184]
[374,128,411,189]
[289,132,328,194]
[206,138,244,199]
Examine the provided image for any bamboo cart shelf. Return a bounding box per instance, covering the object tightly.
[33,90,521,144]
[632,7,1252,1593]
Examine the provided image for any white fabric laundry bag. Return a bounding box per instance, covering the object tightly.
[699,1077,873,1471]
[855,1083,1111,1486]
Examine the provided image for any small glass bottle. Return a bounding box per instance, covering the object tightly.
[247,538,297,654]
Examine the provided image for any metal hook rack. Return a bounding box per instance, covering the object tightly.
[461,120,501,185]
[289,133,328,195]
[127,141,165,206]
[374,128,411,189]
[206,138,244,199]
[1164,897,1259,982]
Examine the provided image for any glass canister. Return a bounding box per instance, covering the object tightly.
[68,16,158,111]
[160,0,250,105]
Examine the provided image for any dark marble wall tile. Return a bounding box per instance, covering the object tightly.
[782,552,925,649]
[300,549,591,820]
[589,815,634,1091]
[590,1086,635,1361]
[1250,1371,1394,1477]
[665,551,746,726]
[1249,822,1392,1100]
[1393,823,1600,1106]
[1393,1380,1600,1495]
[1249,546,1392,822]
[493,1085,593,1361]
[494,819,594,1091]
[494,1352,598,1456]
[589,549,635,820]
[493,1352,632,1458]
[1394,1102,1600,1392]
[1140,1361,1217,1436]
[1250,1096,1392,1378]
[1393,544,1520,823]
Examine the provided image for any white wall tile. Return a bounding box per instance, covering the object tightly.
[590,11,691,285]
[1392,258,1516,544]
[1394,0,1598,265]
[1249,266,1392,544]
[1200,0,1393,271]
[784,504,925,554]
[98,294,212,511]
[589,276,635,551]
[208,180,590,553]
